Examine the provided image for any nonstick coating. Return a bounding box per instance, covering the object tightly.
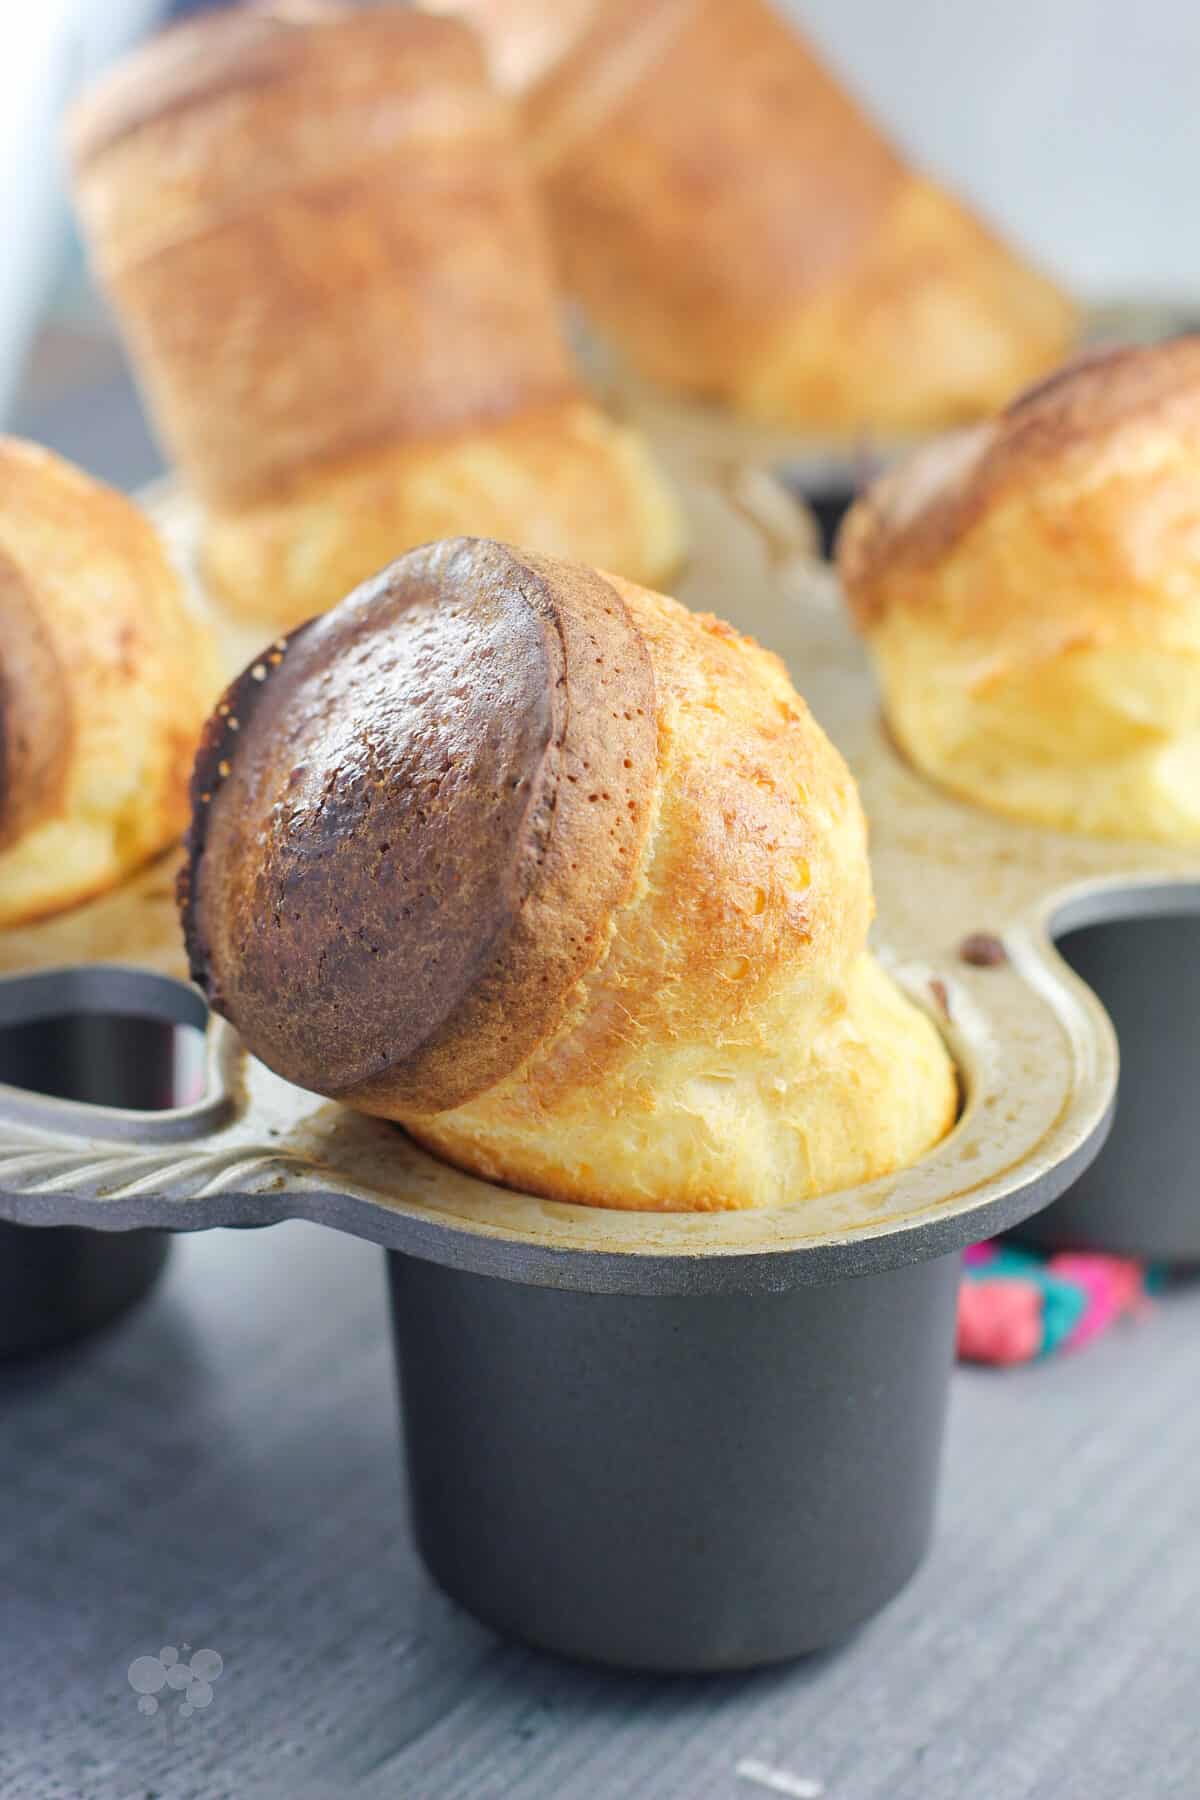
[0,1223,168,1358]
[0,1007,186,1354]
[1017,911,1200,1260]
[390,1248,960,1671]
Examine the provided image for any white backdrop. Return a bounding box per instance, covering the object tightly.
[0,0,163,420]
[793,0,1199,300]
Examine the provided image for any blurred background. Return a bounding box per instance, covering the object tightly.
[8,0,1200,455]
[802,0,1200,301]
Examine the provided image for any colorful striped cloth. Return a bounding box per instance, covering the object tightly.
[957,1244,1156,1364]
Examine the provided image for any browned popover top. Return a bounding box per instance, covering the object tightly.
[839,339,1200,629]
[69,2,477,165]
[180,539,657,1112]
[0,550,70,852]
[521,0,904,283]
[68,2,580,511]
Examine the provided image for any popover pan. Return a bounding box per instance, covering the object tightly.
[0,945,192,1354]
[3,465,1194,1661]
[0,469,1132,1671]
[1013,892,1200,1261]
[0,945,1110,1669]
[0,644,243,1356]
[0,557,280,1356]
[583,367,1200,1260]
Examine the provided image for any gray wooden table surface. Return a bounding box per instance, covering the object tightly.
[2,329,1199,1800]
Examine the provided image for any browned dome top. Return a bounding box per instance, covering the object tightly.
[180,538,658,1113]
[68,2,487,166]
[839,337,1200,627]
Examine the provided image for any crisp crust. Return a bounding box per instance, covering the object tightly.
[68,2,462,166]
[0,435,221,927]
[0,548,71,852]
[454,0,1075,425]
[178,537,958,1210]
[177,622,312,988]
[198,397,687,628]
[385,572,956,1209]
[527,0,904,388]
[839,339,1200,628]
[835,338,1200,848]
[68,4,576,509]
[182,539,658,1112]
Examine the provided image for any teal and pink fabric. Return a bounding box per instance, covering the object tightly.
[957,1244,1154,1364]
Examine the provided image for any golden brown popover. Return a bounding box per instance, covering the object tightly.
[838,341,1200,845]
[69,2,683,628]
[0,439,220,927]
[181,538,956,1210]
[431,0,1078,436]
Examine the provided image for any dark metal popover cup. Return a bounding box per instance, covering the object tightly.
[389,1249,959,1670]
[1017,890,1200,1261]
[0,967,209,1356]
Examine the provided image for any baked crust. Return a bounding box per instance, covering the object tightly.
[69,2,684,609]
[198,398,687,628]
[446,0,1078,433]
[840,342,1200,622]
[0,438,221,927]
[838,339,1200,844]
[182,537,957,1209]
[70,1,350,162]
[69,5,575,509]
[182,539,657,1111]
[0,548,70,852]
